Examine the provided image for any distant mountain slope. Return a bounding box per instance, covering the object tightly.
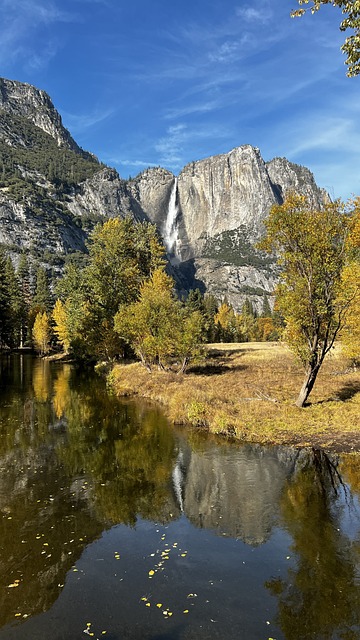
[0,77,328,309]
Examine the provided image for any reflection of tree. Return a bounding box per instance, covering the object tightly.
[55,375,178,525]
[0,356,178,628]
[32,359,51,402]
[266,451,360,639]
[52,365,71,418]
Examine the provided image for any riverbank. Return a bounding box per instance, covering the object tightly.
[109,342,360,453]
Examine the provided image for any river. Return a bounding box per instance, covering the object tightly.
[0,354,359,639]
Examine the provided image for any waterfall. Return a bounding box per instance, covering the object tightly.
[163,177,179,255]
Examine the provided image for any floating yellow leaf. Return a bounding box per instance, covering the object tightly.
[156,603,162,608]
[183,610,189,614]
[146,602,151,607]
[148,570,155,576]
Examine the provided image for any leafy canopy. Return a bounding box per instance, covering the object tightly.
[259,193,354,405]
[291,0,360,76]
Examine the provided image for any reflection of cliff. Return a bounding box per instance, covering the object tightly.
[183,444,298,545]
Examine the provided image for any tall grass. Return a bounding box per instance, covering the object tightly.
[109,343,360,451]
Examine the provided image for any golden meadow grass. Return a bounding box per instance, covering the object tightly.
[109,342,360,452]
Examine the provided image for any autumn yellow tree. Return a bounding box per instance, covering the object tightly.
[52,299,70,353]
[339,198,360,364]
[32,311,51,356]
[214,301,237,342]
[260,193,354,407]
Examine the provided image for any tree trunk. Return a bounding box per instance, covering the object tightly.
[177,357,189,375]
[295,363,321,407]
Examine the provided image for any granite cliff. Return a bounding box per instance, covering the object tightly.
[0,77,327,308]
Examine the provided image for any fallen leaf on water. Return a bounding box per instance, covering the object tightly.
[183,610,189,614]
[148,570,155,576]
[156,603,162,608]
[146,602,151,607]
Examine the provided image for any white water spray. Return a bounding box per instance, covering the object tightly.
[163,177,179,255]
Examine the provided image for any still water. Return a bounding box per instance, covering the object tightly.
[0,354,359,640]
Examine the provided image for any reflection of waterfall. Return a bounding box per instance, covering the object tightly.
[172,449,184,512]
[163,178,179,256]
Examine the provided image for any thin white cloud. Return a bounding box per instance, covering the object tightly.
[115,160,159,168]
[164,100,220,120]
[62,109,115,134]
[236,7,263,22]
[154,122,231,168]
[208,41,240,64]
[0,0,73,68]
[287,117,360,157]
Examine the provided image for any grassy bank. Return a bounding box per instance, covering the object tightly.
[108,342,360,452]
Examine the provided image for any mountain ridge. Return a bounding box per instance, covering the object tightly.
[0,77,327,310]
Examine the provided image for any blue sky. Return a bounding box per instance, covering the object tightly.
[0,0,359,199]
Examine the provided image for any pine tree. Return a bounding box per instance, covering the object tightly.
[34,266,52,312]
[0,248,11,347]
[5,256,22,347]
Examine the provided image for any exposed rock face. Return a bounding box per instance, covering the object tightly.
[0,192,87,263]
[0,77,328,308]
[66,167,145,222]
[127,167,174,227]
[266,157,329,205]
[0,78,80,152]
[130,146,326,309]
[176,146,279,260]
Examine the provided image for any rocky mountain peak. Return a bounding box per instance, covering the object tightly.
[0,78,80,152]
[0,76,329,312]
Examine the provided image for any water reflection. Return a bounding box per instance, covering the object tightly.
[267,450,360,639]
[0,355,359,639]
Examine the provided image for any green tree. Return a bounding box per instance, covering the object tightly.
[202,293,219,343]
[114,269,203,372]
[291,0,360,76]
[259,193,354,407]
[261,295,272,318]
[17,253,32,346]
[0,248,11,348]
[33,266,52,312]
[55,218,165,361]
[4,256,23,348]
